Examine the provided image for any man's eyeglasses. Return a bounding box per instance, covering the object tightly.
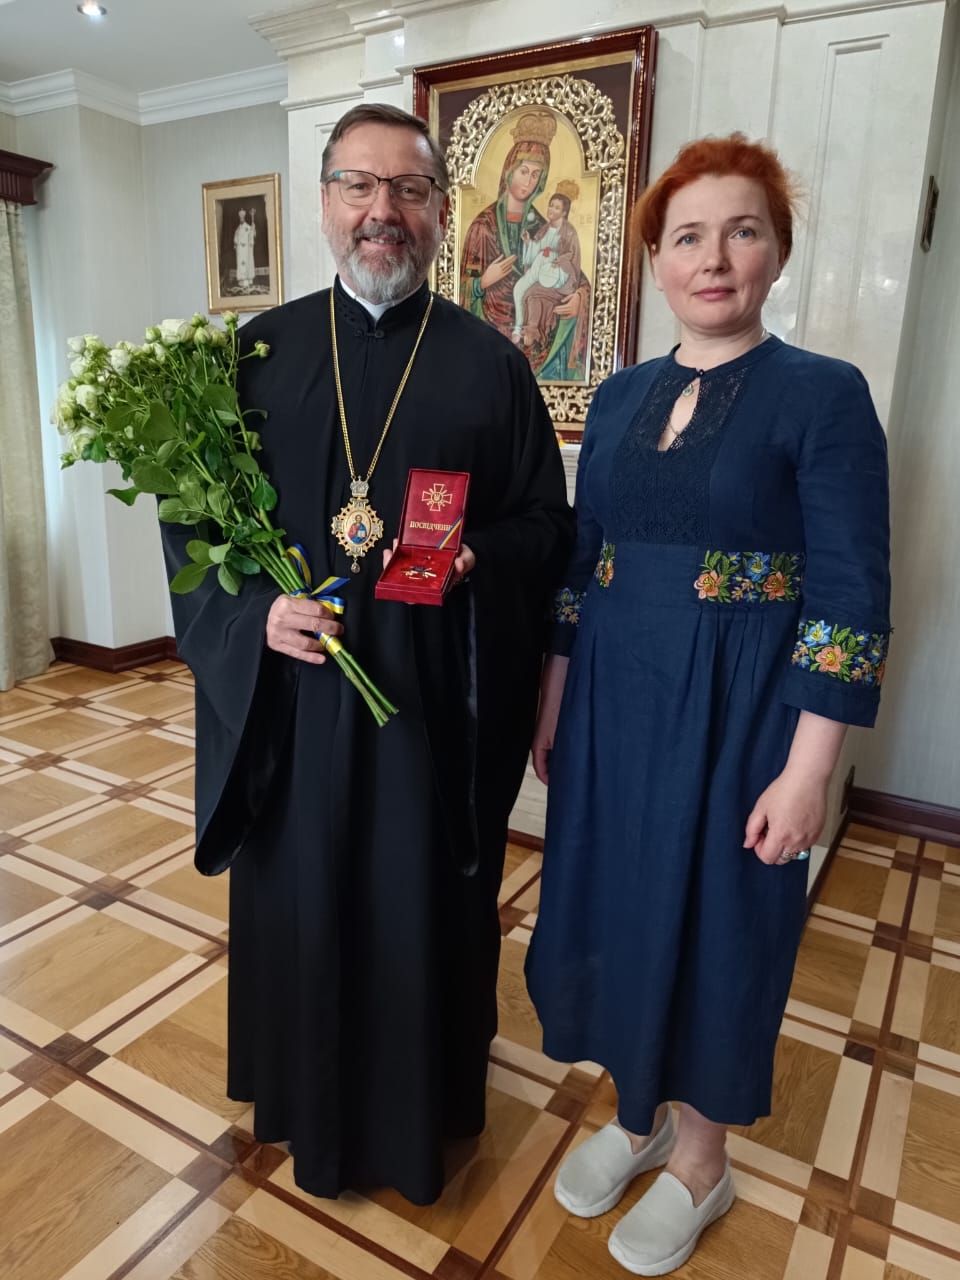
[326,170,445,210]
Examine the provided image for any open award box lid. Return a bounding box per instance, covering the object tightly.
[374,469,470,605]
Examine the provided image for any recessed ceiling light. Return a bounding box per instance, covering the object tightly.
[77,2,107,17]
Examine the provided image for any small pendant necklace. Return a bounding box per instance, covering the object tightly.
[329,288,434,573]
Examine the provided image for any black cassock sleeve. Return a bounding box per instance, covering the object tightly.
[161,518,293,876]
[460,355,574,839]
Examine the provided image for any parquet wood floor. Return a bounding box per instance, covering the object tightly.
[0,662,958,1280]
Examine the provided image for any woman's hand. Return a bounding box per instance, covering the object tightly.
[745,710,848,865]
[532,655,570,785]
[743,766,827,865]
[266,596,343,665]
[479,254,517,290]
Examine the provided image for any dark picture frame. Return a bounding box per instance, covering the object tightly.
[202,173,283,313]
[414,26,657,439]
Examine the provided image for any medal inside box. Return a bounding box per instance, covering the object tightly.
[375,469,470,606]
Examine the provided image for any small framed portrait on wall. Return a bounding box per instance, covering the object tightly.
[202,173,283,313]
[414,26,656,439]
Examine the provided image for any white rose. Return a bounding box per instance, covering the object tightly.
[209,328,228,347]
[145,325,161,342]
[83,334,105,352]
[109,347,132,373]
[193,326,211,345]
[222,310,238,326]
[53,400,75,430]
[159,318,190,344]
[151,342,168,363]
[76,384,99,413]
[67,336,86,354]
[191,313,207,327]
[69,425,97,452]
[70,357,87,377]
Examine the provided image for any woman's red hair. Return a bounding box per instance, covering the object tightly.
[632,133,800,262]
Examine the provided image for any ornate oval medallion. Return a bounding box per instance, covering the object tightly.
[331,497,384,572]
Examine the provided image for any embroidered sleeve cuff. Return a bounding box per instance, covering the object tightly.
[548,586,584,656]
[781,619,890,727]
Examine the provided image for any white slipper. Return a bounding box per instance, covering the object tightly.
[607,1161,735,1276]
[554,1108,676,1218]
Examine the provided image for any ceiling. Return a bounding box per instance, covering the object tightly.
[0,0,298,91]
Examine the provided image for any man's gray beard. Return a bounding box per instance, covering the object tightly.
[339,222,442,305]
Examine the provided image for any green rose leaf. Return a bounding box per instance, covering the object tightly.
[106,487,140,507]
[207,483,230,521]
[231,454,260,475]
[178,476,207,511]
[249,528,278,543]
[131,459,179,494]
[186,539,211,564]
[157,498,195,524]
[227,551,260,575]
[89,438,109,463]
[202,384,239,414]
[217,563,241,595]
[157,439,182,467]
[252,475,278,511]
[204,442,224,473]
[170,562,210,594]
[105,405,132,437]
[142,402,179,442]
[207,543,230,564]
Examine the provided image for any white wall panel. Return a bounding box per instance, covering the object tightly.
[855,12,960,808]
[769,4,944,423]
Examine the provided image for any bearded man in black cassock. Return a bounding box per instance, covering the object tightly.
[162,103,573,1205]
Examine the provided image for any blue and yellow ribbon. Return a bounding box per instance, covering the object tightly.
[286,544,347,615]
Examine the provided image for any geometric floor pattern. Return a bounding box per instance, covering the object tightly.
[1,662,959,1280]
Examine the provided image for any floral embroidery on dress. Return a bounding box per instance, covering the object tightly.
[694,551,802,603]
[595,542,615,588]
[553,587,585,626]
[791,621,889,686]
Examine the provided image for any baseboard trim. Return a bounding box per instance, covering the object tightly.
[51,636,181,673]
[506,828,544,853]
[847,786,960,843]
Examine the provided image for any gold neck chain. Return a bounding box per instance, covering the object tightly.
[327,286,435,572]
[329,286,434,490]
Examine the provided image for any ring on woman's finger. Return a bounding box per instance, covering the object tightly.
[777,847,812,865]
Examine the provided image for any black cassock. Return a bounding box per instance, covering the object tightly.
[162,280,573,1204]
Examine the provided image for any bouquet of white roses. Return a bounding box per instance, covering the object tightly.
[54,313,397,726]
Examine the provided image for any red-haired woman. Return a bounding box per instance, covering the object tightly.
[527,134,891,1275]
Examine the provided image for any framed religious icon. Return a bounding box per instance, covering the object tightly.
[414,26,656,439]
[202,173,284,313]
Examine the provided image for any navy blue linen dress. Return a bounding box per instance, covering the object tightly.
[526,336,891,1132]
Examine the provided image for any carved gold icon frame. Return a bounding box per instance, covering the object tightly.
[415,27,656,438]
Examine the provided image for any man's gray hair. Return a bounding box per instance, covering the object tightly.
[321,103,449,191]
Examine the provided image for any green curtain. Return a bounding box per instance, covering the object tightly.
[0,198,51,688]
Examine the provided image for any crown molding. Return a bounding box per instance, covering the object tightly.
[250,0,485,59]
[138,64,288,125]
[0,63,287,127]
[250,2,362,57]
[1,69,140,122]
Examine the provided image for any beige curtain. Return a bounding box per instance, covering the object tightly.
[0,198,51,689]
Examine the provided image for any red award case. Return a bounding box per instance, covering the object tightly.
[374,469,470,606]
